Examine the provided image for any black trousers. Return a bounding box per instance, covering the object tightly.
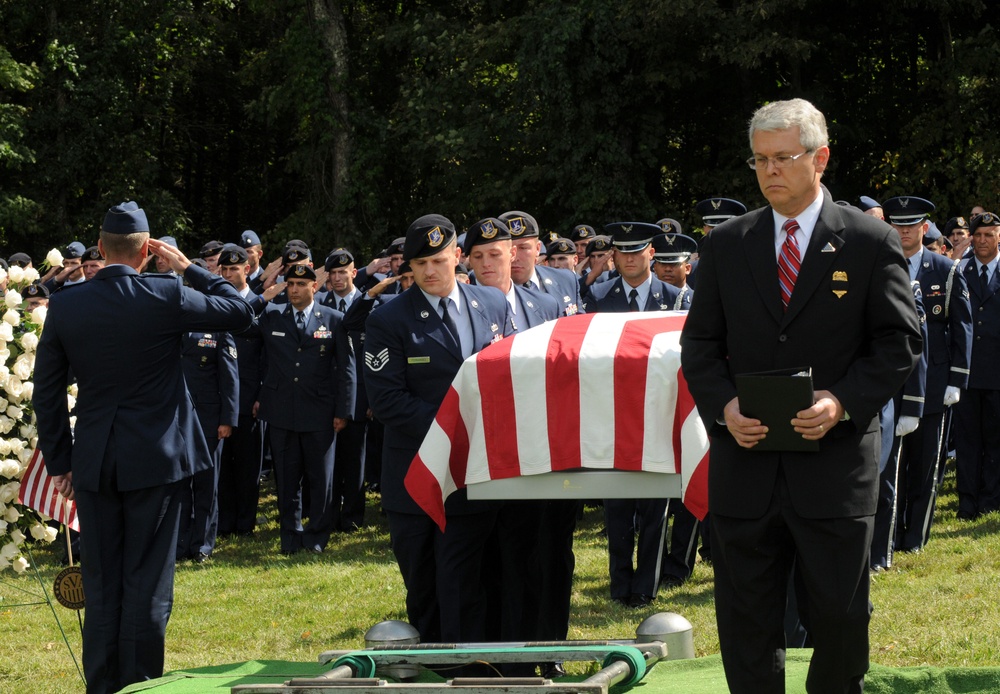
[75,442,185,694]
[387,508,498,643]
[954,388,1000,516]
[712,468,872,694]
[332,418,367,531]
[218,415,263,535]
[604,498,667,599]
[270,426,336,552]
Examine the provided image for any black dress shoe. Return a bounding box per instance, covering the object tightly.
[628,593,654,608]
[957,510,978,521]
[307,544,324,554]
[660,574,685,589]
[542,663,567,679]
[194,552,210,564]
[610,596,630,606]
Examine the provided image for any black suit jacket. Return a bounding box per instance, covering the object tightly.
[680,200,922,519]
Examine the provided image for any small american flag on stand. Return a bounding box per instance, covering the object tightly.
[18,448,80,533]
[405,312,710,531]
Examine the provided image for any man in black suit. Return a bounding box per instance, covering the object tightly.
[363,214,513,643]
[34,202,254,693]
[680,99,922,694]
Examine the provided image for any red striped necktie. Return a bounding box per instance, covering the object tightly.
[778,218,801,310]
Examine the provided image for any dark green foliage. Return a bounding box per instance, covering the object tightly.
[1,0,999,259]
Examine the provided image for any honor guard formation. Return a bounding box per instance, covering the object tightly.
[26,98,988,693]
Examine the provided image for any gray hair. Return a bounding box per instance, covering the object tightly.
[748,99,829,151]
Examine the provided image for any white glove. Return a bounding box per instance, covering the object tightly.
[895,416,920,437]
[944,386,961,407]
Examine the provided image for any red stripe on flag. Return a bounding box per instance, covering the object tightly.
[405,454,448,531]
[546,314,596,470]
[613,315,687,470]
[673,365,696,474]
[18,448,80,532]
[477,334,520,479]
[684,451,710,521]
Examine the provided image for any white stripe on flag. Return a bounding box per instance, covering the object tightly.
[578,314,627,467]
[509,319,557,475]
[642,329,683,472]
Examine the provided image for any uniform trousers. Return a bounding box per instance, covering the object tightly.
[270,426,336,552]
[218,415,264,535]
[75,439,185,694]
[387,508,498,643]
[954,388,1000,517]
[604,498,668,600]
[896,411,945,550]
[332,418,367,531]
[713,468,872,694]
[177,435,223,558]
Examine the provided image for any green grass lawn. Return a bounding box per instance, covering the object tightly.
[3,469,1000,691]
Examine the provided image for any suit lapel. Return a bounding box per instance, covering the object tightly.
[782,203,845,327]
[744,211,785,324]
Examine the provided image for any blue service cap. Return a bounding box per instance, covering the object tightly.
[923,223,943,244]
[240,230,261,248]
[695,198,747,226]
[858,195,882,211]
[605,222,660,253]
[652,233,698,263]
[102,201,149,235]
[883,196,935,226]
[157,235,178,249]
[64,241,86,259]
[403,214,456,261]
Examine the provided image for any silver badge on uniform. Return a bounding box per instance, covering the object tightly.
[471,300,479,308]
[420,310,429,318]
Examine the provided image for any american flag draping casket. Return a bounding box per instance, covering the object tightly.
[404,311,710,531]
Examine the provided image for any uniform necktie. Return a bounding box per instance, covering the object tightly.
[778,218,801,310]
[981,265,990,295]
[523,281,534,290]
[439,298,460,351]
[628,288,639,312]
[296,310,306,334]
[338,298,347,313]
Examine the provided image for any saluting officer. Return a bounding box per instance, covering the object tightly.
[217,244,267,537]
[319,248,369,532]
[176,318,239,563]
[255,263,355,554]
[882,196,971,548]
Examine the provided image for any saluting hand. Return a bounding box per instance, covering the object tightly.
[148,238,192,274]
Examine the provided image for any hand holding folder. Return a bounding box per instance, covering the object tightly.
[734,367,820,452]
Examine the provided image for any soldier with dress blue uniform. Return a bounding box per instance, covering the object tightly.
[176,317,239,563]
[579,234,616,298]
[651,233,697,310]
[216,244,267,537]
[42,241,88,293]
[500,210,582,317]
[319,248,369,532]
[882,196,972,546]
[689,198,747,290]
[546,236,579,274]
[356,237,406,297]
[462,217,563,650]
[570,224,596,271]
[363,214,513,644]
[589,221,680,607]
[255,263,356,553]
[954,212,1000,519]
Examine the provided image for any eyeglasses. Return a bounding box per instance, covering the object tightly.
[746,150,814,170]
